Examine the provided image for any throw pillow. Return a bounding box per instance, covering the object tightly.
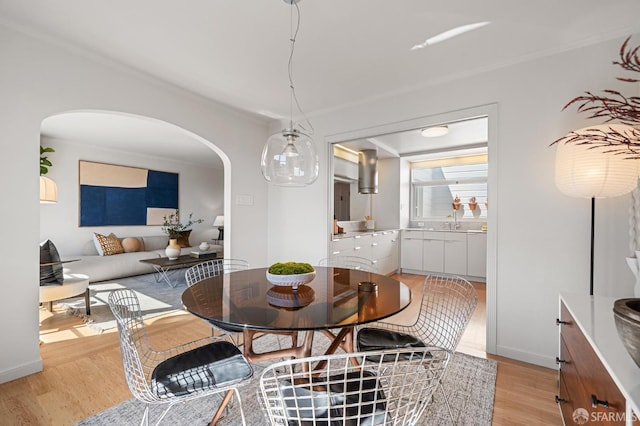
[40,240,64,285]
[93,232,124,256]
[121,237,142,253]
[176,230,192,248]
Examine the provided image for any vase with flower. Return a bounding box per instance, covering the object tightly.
[161,209,204,259]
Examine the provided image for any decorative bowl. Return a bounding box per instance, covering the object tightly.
[613,298,640,368]
[266,270,316,290]
[266,285,315,310]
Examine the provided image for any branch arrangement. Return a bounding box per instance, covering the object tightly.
[552,36,640,152]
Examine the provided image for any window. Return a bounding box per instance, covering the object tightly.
[411,153,488,220]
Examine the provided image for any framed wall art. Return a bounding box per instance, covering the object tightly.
[79,160,178,226]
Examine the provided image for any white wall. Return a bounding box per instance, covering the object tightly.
[0,23,270,383]
[268,34,640,368]
[40,138,224,256]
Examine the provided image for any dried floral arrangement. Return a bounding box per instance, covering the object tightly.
[552,36,640,157]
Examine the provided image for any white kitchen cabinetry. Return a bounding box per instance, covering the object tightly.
[330,237,354,256]
[422,232,445,273]
[373,231,399,275]
[401,230,424,271]
[401,229,485,279]
[444,232,467,276]
[467,232,487,278]
[329,230,399,276]
[352,235,372,260]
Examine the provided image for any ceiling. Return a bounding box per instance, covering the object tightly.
[6,0,640,161]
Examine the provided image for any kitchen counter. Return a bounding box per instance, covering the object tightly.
[331,229,399,240]
[403,228,486,233]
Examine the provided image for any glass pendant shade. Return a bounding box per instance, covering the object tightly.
[555,124,638,199]
[261,128,319,186]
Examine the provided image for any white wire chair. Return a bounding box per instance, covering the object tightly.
[356,274,478,424]
[259,347,450,425]
[108,288,253,426]
[184,259,250,343]
[318,255,377,272]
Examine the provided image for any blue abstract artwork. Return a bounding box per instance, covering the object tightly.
[79,161,178,226]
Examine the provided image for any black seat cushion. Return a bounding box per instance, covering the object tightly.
[39,240,64,285]
[152,340,252,398]
[280,370,388,426]
[357,327,425,352]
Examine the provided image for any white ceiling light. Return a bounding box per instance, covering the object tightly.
[421,125,449,138]
[411,22,490,50]
[260,0,319,187]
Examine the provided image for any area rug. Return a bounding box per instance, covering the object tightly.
[77,333,497,425]
[60,273,186,333]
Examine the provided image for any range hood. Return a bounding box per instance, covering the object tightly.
[358,149,378,194]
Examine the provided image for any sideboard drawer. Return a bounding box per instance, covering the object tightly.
[559,302,627,423]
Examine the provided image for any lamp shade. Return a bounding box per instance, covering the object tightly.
[261,128,319,186]
[555,125,638,199]
[213,215,224,227]
[40,176,58,203]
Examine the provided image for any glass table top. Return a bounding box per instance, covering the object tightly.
[182,266,411,332]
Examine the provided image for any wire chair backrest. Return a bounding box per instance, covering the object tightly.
[318,255,376,272]
[185,258,250,287]
[108,289,156,403]
[361,274,477,352]
[259,347,449,426]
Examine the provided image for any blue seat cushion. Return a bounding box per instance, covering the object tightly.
[151,341,252,398]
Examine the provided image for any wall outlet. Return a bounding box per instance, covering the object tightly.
[418,222,424,227]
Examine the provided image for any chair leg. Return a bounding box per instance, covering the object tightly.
[84,288,91,315]
[48,301,53,312]
[439,380,456,425]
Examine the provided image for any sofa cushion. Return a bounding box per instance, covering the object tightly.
[40,240,64,285]
[93,232,124,256]
[142,235,170,251]
[121,237,142,253]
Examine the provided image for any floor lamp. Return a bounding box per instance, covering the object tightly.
[555,125,638,295]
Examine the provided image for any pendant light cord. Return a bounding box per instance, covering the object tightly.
[287,1,314,135]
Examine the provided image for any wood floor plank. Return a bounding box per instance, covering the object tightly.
[0,273,562,425]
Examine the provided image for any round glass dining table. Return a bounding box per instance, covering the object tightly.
[182,266,411,364]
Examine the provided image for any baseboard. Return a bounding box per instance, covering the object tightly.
[0,358,43,384]
[496,344,557,369]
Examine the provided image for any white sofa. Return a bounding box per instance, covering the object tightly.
[73,235,222,283]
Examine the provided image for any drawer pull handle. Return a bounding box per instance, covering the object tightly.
[590,395,609,409]
[555,395,566,404]
[555,357,566,365]
[556,318,569,326]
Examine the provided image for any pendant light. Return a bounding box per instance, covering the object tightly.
[260,0,319,187]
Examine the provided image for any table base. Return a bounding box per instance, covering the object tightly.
[242,327,356,371]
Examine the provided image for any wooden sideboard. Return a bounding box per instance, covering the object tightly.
[557,294,640,425]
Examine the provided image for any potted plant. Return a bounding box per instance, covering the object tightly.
[161,209,204,240]
[266,262,316,290]
[161,210,203,259]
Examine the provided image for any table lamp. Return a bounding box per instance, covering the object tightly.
[40,176,58,203]
[213,215,224,241]
[555,124,638,295]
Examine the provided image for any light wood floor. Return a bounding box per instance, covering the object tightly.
[0,273,562,425]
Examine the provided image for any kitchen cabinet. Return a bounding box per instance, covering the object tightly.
[444,232,467,275]
[422,231,444,273]
[400,229,485,279]
[373,231,399,276]
[401,230,424,271]
[330,230,399,276]
[467,232,487,278]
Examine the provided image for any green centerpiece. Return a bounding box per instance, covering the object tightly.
[266,262,316,290]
